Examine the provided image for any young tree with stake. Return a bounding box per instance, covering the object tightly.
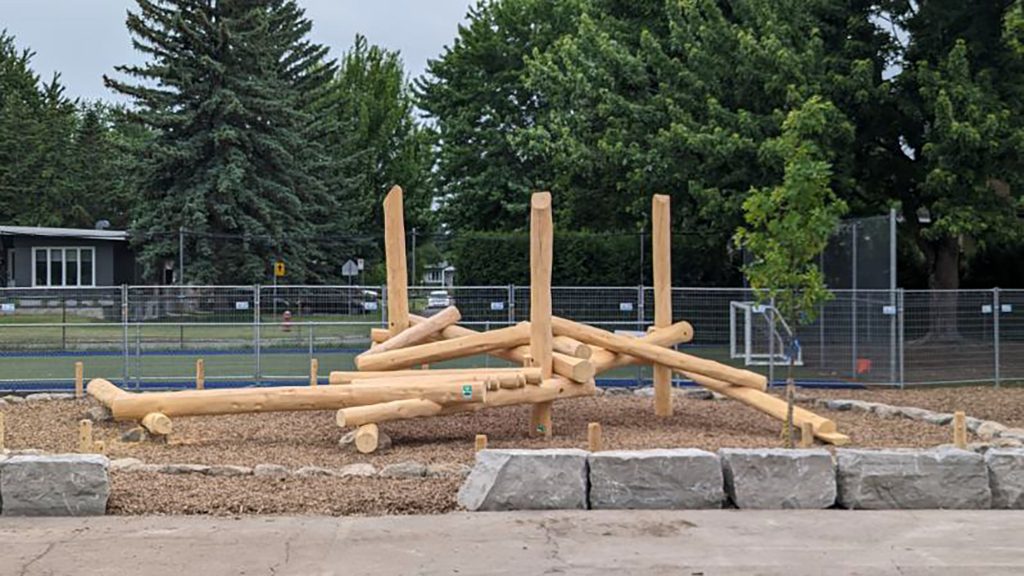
[734,96,849,447]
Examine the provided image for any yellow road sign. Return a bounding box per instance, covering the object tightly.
[274,261,286,277]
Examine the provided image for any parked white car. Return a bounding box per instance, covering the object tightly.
[426,290,452,308]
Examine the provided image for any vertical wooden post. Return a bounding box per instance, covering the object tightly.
[953,411,967,449]
[652,194,673,417]
[475,434,488,452]
[310,358,319,388]
[0,412,5,452]
[529,192,554,438]
[587,422,603,452]
[78,419,94,453]
[196,358,205,390]
[799,422,814,448]
[74,361,84,399]
[383,185,409,336]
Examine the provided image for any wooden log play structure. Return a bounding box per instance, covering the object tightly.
[85,185,849,451]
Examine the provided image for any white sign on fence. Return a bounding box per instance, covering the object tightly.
[982,305,993,314]
[490,301,505,311]
[619,302,634,312]
[1002,304,1013,313]
[363,301,378,311]
[882,305,896,316]
[0,303,14,312]
[235,301,250,311]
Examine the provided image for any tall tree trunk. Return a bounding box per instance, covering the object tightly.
[919,234,962,343]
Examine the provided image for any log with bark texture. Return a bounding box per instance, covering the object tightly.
[141,412,173,436]
[361,306,461,356]
[330,367,542,385]
[383,186,409,335]
[552,317,766,390]
[652,194,673,417]
[355,323,532,372]
[337,399,444,427]
[408,315,596,383]
[86,378,485,420]
[589,320,695,373]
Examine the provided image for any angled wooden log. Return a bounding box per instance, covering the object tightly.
[337,399,444,428]
[652,193,673,417]
[87,378,484,421]
[589,320,695,373]
[330,367,542,385]
[553,336,592,359]
[552,317,766,390]
[141,412,173,436]
[370,328,392,344]
[355,323,531,372]
[408,315,596,383]
[361,306,461,357]
[384,185,409,335]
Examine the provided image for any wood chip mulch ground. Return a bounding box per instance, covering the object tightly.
[2,385,1020,516]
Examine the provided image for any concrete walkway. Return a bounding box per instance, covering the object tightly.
[1,510,1022,575]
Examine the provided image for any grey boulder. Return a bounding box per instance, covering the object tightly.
[836,448,990,509]
[1,454,109,516]
[458,449,588,511]
[985,448,1024,509]
[588,449,723,510]
[720,448,835,509]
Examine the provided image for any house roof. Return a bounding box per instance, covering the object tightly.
[0,226,129,241]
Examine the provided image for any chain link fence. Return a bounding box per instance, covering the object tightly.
[0,285,1019,392]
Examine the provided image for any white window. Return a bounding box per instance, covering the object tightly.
[31,247,95,287]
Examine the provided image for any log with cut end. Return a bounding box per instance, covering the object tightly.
[361,306,461,356]
[141,412,172,436]
[370,328,391,344]
[86,378,485,421]
[554,336,591,359]
[330,367,542,386]
[337,399,443,427]
[589,320,695,373]
[383,186,409,335]
[355,424,381,454]
[355,323,532,372]
[408,315,596,383]
[552,317,765,390]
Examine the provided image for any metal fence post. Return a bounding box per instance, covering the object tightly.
[768,294,776,388]
[507,284,515,326]
[994,287,1001,388]
[380,284,388,329]
[254,285,261,384]
[898,288,905,389]
[121,284,129,387]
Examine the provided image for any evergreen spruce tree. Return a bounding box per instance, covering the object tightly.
[106,0,336,284]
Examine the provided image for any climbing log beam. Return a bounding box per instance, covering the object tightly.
[355,323,531,372]
[652,194,673,417]
[407,315,595,383]
[87,378,485,421]
[330,367,542,385]
[552,317,766,390]
[383,185,409,335]
[589,320,695,373]
[361,306,461,357]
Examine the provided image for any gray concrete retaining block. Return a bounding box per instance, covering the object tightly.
[1,454,109,516]
[720,449,835,509]
[588,449,723,510]
[458,449,588,511]
[836,448,990,510]
[985,448,1024,509]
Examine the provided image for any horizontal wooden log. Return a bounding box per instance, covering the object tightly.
[370,328,391,344]
[356,323,532,372]
[87,378,485,421]
[337,399,444,427]
[87,378,126,407]
[362,306,461,356]
[329,367,542,386]
[409,315,595,383]
[552,317,765,390]
[590,321,695,373]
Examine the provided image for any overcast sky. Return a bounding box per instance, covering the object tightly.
[0,0,475,103]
